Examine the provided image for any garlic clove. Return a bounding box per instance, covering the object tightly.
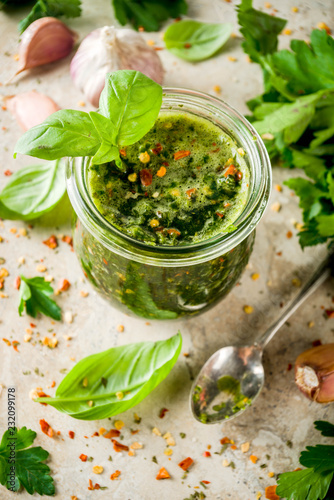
[10,17,77,82]
[70,26,164,108]
[4,90,60,130]
[295,343,334,403]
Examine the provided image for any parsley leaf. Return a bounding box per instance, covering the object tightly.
[300,446,334,474]
[238,0,334,248]
[277,468,333,500]
[18,0,81,34]
[0,427,55,495]
[18,275,61,321]
[112,0,188,31]
[315,421,334,437]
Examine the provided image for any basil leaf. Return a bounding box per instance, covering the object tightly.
[14,110,100,160]
[0,160,66,220]
[36,332,182,419]
[92,143,120,166]
[89,111,122,165]
[19,276,61,321]
[99,70,162,146]
[164,20,233,62]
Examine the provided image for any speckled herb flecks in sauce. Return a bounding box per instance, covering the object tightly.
[87,112,250,246]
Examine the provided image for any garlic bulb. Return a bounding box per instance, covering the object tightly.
[295,343,334,403]
[4,90,60,130]
[70,26,164,107]
[9,17,77,83]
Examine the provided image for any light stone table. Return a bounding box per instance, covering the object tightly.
[0,1,333,499]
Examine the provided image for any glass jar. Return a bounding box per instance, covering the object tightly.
[66,89,271,320]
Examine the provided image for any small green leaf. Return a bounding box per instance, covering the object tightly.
[300,445,334,474]
[99,70,162,146]
[164,20,233,62]
[35,332,182,420]
[92,144,120,166]
[14,110,100,161]
[0,160,66,221]
[315,421,334,437]
[18,276,61,321]
[18,0,82,34]
[0,427,54,496]
[276,468,333,500]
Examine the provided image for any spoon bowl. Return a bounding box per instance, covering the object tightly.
[190,345,264,424]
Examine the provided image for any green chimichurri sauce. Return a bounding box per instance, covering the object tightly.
[87,112,250,246]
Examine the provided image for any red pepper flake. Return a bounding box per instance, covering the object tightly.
[4,170,12,176]
[286,230,293,239]
[2,338,11,346]
[265,485,280,500]
[15,276,21,290]
[40,419,54,438]
[91,431,99,437]
[216,212,224,218]
[167,228,181,236]
[30,323,36,328]
[184,43,192,49]
[231,445,237,450]
[88,479,101,490]
[220,437,231,444]
[210,147,220,153]
[202,480,210,484]
[37,391,50,406]
[104,429,120,438]
[178,457,194,471]
[156,467,170,480]
[287,363,292,371]
[131,429,139,435]
[174,150,191,161]
[119,149,127,157]
[151,143,163,155]
[43,235,58,249]
[224,164,237,177]
[162,161,169,167]
[325,309,334,318]
[12,341,20,352]
[50,380,56,388]
[153,47,164,51]
[312,339,322,347]
[112,439,129,452]
[186,188,197,199]
[69,431,75,439]
[58,279,71,292]
[62,235,73,247]
[79,454,88,462]
[110,470,121,480]
[159,408,169,418]
[140,169,153,187]
[103,258,108,265]
[203,451,211,457]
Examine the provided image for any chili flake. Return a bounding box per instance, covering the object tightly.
[156,166,167,177]
[159,408,169,418]
[43,235,58,249]
[39,419,54,438]
[156,467,170,480]
[112,439,129,452]
[140,169,153,186]
[58,279,71,292]
[110,470,121,480]
[265,485,279,500]
[174,150,191,161]
[250,454,258,464]
[178,457,193,471]
[79,454,88,462]
[203,451,211,457]
[68,431,75,439]
[104,429,120,438]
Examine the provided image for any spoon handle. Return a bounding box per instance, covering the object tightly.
[256,253,333,349]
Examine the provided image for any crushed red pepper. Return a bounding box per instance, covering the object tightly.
[37,391,50,406]
[178,457,194,471]
[174,150,191,161]
[62,235,73,247]
[265,485,280,500]
[159,408,169,418]
[151,143,163,155]
[112,439,129,452]
[312,339,322,347]
[203,451,211,457]
[58,279,71,292]
[110,470,121,480]
[79,454,88,462]
[68,431,75,439]
[104,429,121,438]
[40,419,54,438]
[14,276,21,290]
[156,467,170,480]
[43,235,58,249]
[140,169,153,187]
[88,479,100,490]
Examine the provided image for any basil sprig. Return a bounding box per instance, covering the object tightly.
[164,20,233,62]
[0,160,66,221]
[36,332,182,420]
[14,70,163,170]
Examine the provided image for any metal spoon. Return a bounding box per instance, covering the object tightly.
[190,255,333,424]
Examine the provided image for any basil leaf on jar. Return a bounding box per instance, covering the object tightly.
[35,332,182,419]
[164,20,233,62]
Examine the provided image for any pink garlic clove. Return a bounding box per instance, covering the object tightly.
[11,17,77,82]
[295,343,334,403]
[70,26,164,108]
[4,90,60,130]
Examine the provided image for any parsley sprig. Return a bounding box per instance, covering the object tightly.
[18,275,61,320]
[238,0,334,248]
[276,421,334,500]
[0,427,54,495]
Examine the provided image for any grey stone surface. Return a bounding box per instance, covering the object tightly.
[0,0,333,499]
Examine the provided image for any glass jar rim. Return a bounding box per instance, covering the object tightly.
[66,87,272,267]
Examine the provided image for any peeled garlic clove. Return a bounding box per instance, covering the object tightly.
[4,90,60,130]
[295,343,334,403]
[12,17,77,81]
[70,26,164,107]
